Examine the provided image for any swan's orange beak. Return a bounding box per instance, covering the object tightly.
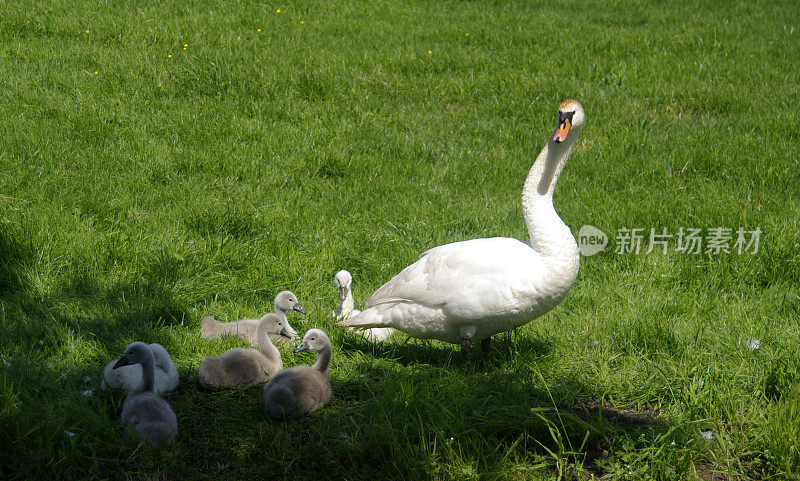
[553,118,571,143]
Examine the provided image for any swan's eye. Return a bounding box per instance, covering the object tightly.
[558,110,575,123]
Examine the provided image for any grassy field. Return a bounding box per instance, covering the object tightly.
[1,0,799,478]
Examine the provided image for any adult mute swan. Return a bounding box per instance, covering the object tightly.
[332,270,393,342]
[337,99,585,358]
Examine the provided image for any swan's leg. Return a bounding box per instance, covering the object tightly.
[481,337,491,355]
[459,325,477,362]
[461,339,472,361]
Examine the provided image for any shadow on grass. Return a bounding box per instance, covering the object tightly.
[322,336,673,480]
[0,350,169,480]
[339,330,553,369]
[340,334,458,366]
[0,226,198,478]
[0,225,33,298]
[1,224,191,352]
[312,360,672,480]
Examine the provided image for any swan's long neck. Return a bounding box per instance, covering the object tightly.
[336,287,354,317]
[139,350,157,393]
[257,319,281,363]
[521,131,581,266]
[312,343,332,376]
[273,303,288,322]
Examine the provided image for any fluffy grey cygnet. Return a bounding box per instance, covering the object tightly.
[262,329,332,420]
[102,343,179,395]
[198,314,291,390]
[201,291,305,344]
[113,342,178,449]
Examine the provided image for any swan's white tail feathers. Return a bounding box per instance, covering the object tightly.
[335,309,387,329]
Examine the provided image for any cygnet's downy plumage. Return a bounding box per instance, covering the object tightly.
[263,329,332,420]
[113,342,178,449]
[332,270,393,342]
[201,291,305,344]
[102,343,179,395]
[198,314,291,390]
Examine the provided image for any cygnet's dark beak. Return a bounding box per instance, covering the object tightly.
[112,356,130,369]
[293,342,309,353]
[279,327,291,339]
[339,287,348,302]
[293,303,306,314]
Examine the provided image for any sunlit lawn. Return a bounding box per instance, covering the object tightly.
[1,0,799,479]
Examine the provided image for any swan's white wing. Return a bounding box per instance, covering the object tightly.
[365,237,544,321]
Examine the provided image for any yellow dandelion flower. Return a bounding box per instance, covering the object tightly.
[94,71,99,75]
[158,83,162,87]
[183,47,187,50]
[257,28,262,32]
[85,30,90,34]
[465,32,469,37]
[168,54,172,58]
[427,50,432,55]
[183,43,188,47]
[276,9,281,13]
[300,21,304,25]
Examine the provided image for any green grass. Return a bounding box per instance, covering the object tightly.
[1,0,799,478]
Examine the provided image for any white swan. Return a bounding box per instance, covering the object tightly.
[201,291,305,344]
[102,343,179,395]
[332,270,393,342]
[113,342,178,449]
[338,99,585,358]
[262,329,332,419]
[198,314,291,390]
